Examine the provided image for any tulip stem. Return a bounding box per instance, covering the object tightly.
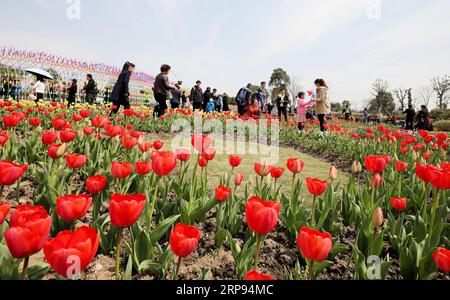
[310,195,317,227]
[115,227,124,280]
[172,256,182,280]
[291,173,296,195]
[16,179,21,204]
[254,234,263,271]
[430,189,441,230]
[0,185,4,203]
[147,177,161,232]
[21,256,29,280]
[307,260,315,280]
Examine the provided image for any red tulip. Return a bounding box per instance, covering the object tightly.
[390,197,407,212]
[191,134,211,153]
[59,130,78,143]
[215,185,231,202]
[306,178,328,196]
[364,155,390,173]
[52,118,68,131]
[432,248,450,273]
[153,140,164,151]
[176,148,191,162]
[86,175,107,194]
[48,144,67,160]
[0,203,11,225]
[111,162,133,179]
[72,114,83,122]
[198,156,208,168]
[229,155,243,168]
[270,167,285,179]
[234,172,244,186]
[44,226,100,278]
[109,194,146,227]
[395,161,408,172]
[41,130,59,145]
[56,194,92,221]
[151,151,177,176]
[83,127,95,135]
[246,196,280,235]
[4,205,51,259]
[2,113,23,127]
[105,125,123,137]
[245,270,274,281]
[79,109,91,118]
[202,148,216,161]
[29,118,42,127]
[135,161,152,175]
[370,173,383,188]
[170,223,202,258]
[91,116,110,128]
[65,154,87,169]
[287,158,305,174]
[254,162,273,177]
[121,136,138,150]
[0,160,29,186]
[297,226,332,262]
[139,142,154,153]
[429,168,450,190]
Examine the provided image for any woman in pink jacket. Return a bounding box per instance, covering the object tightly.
[297,92,315,131]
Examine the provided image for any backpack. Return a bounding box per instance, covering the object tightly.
[236,88,248,102]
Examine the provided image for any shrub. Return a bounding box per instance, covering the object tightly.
[430,109,450,121]
[434,120,450,132]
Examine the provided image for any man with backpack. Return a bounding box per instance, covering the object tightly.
[190,80,204,111]
[255,81,268,113]
[236,83,252,116]
[82,74,97,104]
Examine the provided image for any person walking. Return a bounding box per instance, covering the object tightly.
[203,87,213,111]
[171,81,183,109]
[222,92,230,112]
[297,92,314,131]
[82,74,97,105]
[33,77,46,103]
[190,80,204,111]
[255,81,269,113]
[235,83,252,116]
[311,79,331,132]
[67,79,78,107]
[403,104,416,130]
[363,108,370,124]
[110,62,135,114]
[153,64,179,118]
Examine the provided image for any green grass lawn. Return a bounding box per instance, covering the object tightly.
[159,137,348,200]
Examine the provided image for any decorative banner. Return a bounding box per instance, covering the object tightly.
[0,46,155,105]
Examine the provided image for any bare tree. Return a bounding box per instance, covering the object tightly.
[417,86,434,108]
[372,79,390,96]
[393,88,408,111]
[431,75,450,109]
[288,76,303,101]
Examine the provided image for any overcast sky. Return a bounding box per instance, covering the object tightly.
[1,0,449,109]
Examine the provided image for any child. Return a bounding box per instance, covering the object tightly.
[297,92,314,131]
[205,98,215,113]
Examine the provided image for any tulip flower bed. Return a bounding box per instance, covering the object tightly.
[0,101,449,281]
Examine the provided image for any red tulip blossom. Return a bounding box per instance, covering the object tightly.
[202,148,216,161]
[139,142,154,153]
[395,161,409,172]
[86,175,107,194]
[254,162,273,177]
[245,271,274,281]
[29,118,42,127]
[0,203,11,225]
[44,226,100,278]
[4,205,52,259]
[56,194,92,221]
[170,223,202,258]
[65,154,87,169]
[0,160,29,186]
[41,130,59,145]
[109,194,147,227]
[153,140,164,150]
[364,155,390,173]
[79,109,91,118]
[234,172,244,186]
[176,148,191,162]
[245,196,280,235]
[83,127,95,135]
[151,151,177,176]
[370,173,383,189]
[229,155,243,168]
[297,226,332,262]
[390,197,407,212]
[199,156,208,168]
[191,134,211,154]
[111,162,133,179]
[48,144,67,160]
[270,167,285,179]
[306,178,328,196]
[59,130,78,143]
[135,162,152,175]
[432,248,450,273]
[215,185,232,202]
[286,158,305,174]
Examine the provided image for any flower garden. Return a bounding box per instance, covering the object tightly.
[0,100,449,281]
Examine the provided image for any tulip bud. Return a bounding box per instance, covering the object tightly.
[351,161,360,174]
[372,207,384,228]
[141,152,150,161]
[357,161,363,173]
[56,144,67,158]
[412,151,418,161]
[370,173,383,189]
[441,149,447,159]
[329,165,337,181]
